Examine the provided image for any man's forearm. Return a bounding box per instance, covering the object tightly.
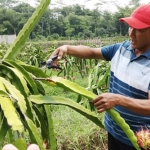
[117,94,150,115]
[66,45,104,59]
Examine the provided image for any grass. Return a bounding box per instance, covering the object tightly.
[51,105,107,150]
[44,71,108,150]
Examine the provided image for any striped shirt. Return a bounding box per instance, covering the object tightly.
[101,40,150,146]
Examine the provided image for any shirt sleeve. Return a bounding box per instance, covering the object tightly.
[101,42,123,61]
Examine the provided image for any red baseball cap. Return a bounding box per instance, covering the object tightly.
[119,4,150,29]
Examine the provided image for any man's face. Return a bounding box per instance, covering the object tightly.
[128,26,150,52]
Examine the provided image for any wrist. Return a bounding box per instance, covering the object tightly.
[115,94,124,106]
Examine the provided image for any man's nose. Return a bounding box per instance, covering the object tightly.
[129,27,135,36]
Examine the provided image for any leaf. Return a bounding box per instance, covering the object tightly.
[44,105,57,150]
[0,77,6,91]
[29,95,104,128]
[19,62,48,78]
[0,65,35,121]
[32,105,48,140]
[97,66,110,87]
[19,63,58,88]
[0,115,10,148]
[0,89,8,97]
[50,76,96,100]
[25,116,45,150]
[4,59,39,94]
[13,138,26,150]
[0,77,27,114]
[7,129,15,144]
[0,64,29,96]
[34,80,46,95]
[0,96,23,132]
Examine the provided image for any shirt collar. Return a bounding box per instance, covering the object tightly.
[126,41,150,59]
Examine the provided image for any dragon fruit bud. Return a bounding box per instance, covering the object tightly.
[43,139,48,149]
[135,127,150,150]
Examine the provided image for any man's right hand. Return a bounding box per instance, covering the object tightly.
[49,45,68,67]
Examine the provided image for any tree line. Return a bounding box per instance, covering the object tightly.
[0,0,140,40]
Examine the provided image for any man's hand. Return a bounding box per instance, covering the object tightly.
[52,45,68,59]
[50,45,68,68]
[92,93,120,113]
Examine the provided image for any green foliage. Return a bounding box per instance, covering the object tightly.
[29,95,104,128]
[0,2,138,40]
[13,138,26,150]
[86,61,110,95]
[0,43,9,59]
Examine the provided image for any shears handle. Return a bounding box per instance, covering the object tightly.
[46,55,58,64]
[41,55,62,70]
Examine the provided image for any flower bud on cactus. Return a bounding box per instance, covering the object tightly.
[43,139,48,149]
[135,127,150,150]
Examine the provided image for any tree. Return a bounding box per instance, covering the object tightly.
[90,8,101,36]
[13,3,35,17]
[96,27,107,37]
[113,6,134,36]
[60,6,72,17]
[0,8,21,35]
[0,24,7,34]
[73,4,85,16]
[129,0,140,8]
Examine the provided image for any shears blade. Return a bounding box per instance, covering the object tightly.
[41,55,62,70]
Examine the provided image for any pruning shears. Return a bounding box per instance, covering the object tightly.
[41,55,62,70]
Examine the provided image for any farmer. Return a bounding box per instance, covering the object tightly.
[49,4,150,150]
[2,144,40,150]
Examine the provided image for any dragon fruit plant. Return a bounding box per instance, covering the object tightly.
[135,127,150,150]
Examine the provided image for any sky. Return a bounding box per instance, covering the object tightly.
[28,0,150,12]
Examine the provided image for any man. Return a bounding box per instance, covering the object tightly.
[49,4,150,150]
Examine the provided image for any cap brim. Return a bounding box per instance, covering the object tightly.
[119,17,150,29]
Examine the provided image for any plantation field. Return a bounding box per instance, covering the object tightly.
[26,36,129,50]
[0,38,109,150]
[0,36,123,149]
[0,39,110,149]
[1,36,140,150]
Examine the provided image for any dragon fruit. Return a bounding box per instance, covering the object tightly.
[135,127,150,150]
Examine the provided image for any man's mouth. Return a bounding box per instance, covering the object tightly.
[130,39,136,44]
